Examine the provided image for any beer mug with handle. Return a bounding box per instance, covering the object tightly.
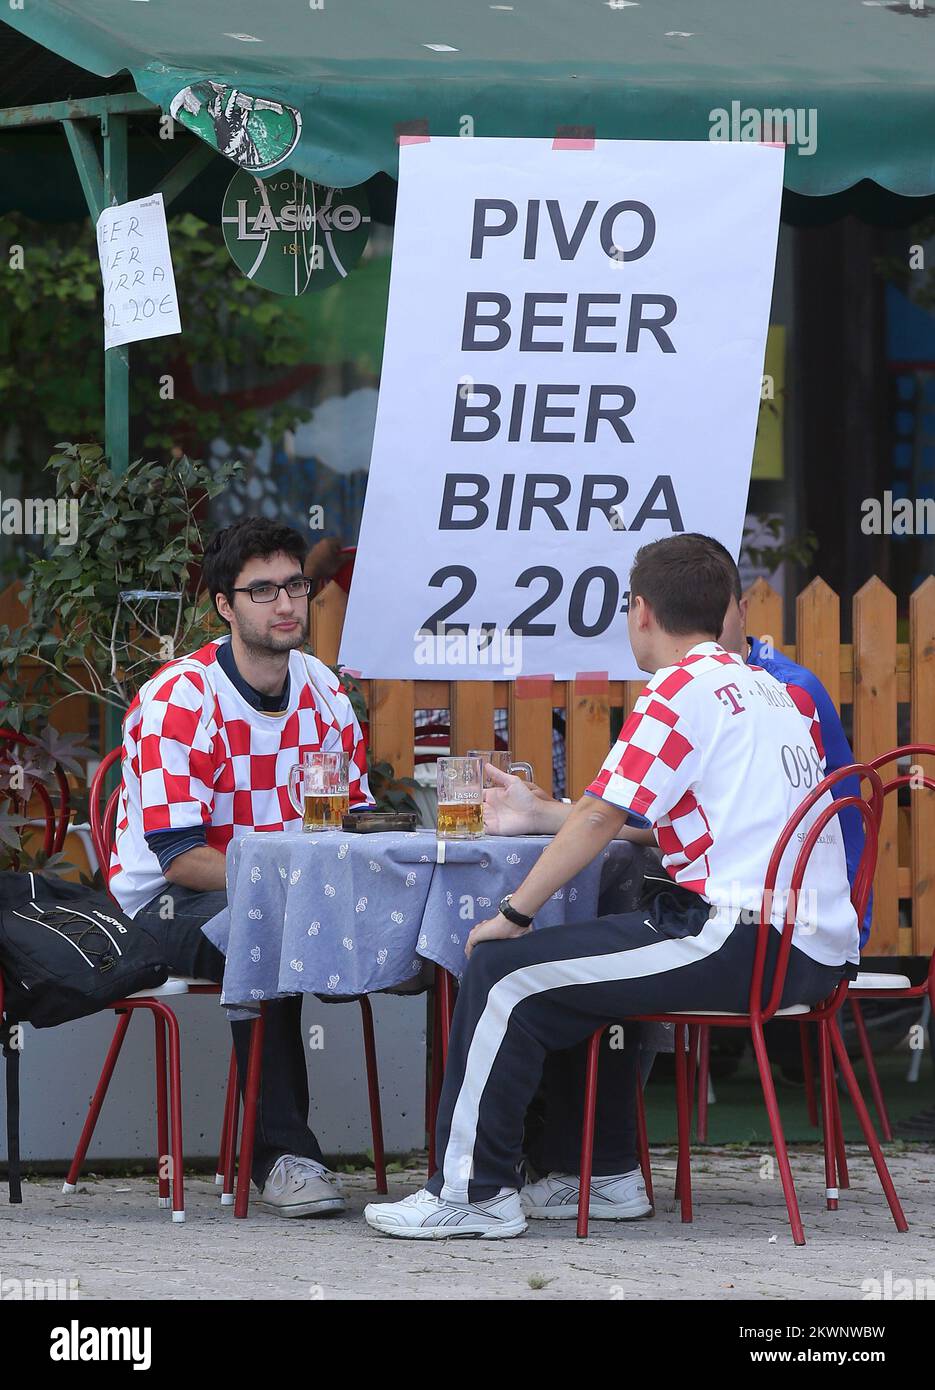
[467,749,534,787]
[288,751,350,830]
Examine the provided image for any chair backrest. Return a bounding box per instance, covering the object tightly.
[750,761,884,1021]
[0,728,70,856]
[89,747,122,876]
[867,743,935,799]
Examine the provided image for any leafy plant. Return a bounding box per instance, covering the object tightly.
[741,512,818,577]
[0,443,241,714]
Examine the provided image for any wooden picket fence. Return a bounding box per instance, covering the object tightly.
[312,573,935,961]
[3,575,934,957]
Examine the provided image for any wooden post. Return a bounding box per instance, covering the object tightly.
[369,680,415,781]
[565,677,611,801]
[744,577,783,655]
[853,578,899,955]
[449,682,496,757]
[310,582,347,668]
[910,577,935,957]
[508,679,554,795]
[796,577,841,709]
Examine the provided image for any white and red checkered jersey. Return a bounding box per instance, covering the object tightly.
[109,641,374,917]
[586,641,858,967]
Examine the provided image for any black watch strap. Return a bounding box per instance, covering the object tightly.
[499,894,533,928]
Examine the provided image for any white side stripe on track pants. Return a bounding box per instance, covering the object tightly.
[440,909,735,1202]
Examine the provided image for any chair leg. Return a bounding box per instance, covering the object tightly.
[750,1017,805,1246]
[686,1024,699,1133]
[216,1048,236,1185]
[673,1025,692,1222]
[696,1025,710,1143]
[156,1002,185,1223]
[829,1017,908,1233]
[154,1012,171,1209]
[817,1022,839,1210]
[577,1029,603,1239]
[832,1077,849,1190]
[63,1009,132,1192]
[850,998,893,1141]
[635,1078,654,1209]
[235,1006,266,1219]
[799,1022,819,1128]
[220,1048,239,1207]
[358,996,387,1195]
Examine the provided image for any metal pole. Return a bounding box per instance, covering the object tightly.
[102,109,129,479]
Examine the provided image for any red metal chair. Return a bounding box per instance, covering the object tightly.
[693,1019,820,1142]
[835,745,935,1141]
[694,743,935,1146]
[577,763,909,1244]
[63,747,238,1222]
[0,728,71,859]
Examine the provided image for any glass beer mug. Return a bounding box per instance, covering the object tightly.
[288,751,350,831]
[436,756,484,840]
[466,749,534,788]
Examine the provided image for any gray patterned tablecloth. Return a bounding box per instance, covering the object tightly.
[203,828,673,1050]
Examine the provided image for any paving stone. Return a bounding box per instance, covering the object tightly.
[1,1146,932,1300]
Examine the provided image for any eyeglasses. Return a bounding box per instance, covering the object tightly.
[231,578,312,604]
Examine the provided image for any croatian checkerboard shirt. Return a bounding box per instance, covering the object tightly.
[586,641,858,966]
[109,641,373,917]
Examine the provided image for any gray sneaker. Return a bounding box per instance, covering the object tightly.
[256,1155,346,1217]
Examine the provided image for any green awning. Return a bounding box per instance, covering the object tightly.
[6,0,935,196]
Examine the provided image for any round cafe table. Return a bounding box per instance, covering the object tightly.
[203,826,674,1217]
[202,827,654,1006]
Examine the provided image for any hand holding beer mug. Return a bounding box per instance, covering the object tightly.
[436,756,484,840]
[467,750,534,788]
[288,751,350,830]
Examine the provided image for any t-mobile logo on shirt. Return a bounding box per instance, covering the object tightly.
[714,682,745,715]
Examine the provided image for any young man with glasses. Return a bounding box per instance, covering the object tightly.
[108,518,374,1216]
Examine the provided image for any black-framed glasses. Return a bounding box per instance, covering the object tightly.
[231,578,312,604]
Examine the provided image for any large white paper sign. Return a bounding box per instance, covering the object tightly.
[340,138,783,680]
[97,193,182,350]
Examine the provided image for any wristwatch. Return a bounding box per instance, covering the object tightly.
[498,894,533,928]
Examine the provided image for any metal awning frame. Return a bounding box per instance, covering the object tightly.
[1,90,217,476]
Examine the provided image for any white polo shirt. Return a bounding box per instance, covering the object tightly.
[586,642,859,967]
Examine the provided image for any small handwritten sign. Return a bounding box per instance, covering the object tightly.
[96,193,182,350]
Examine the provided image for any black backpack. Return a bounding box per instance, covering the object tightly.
[0,872,170,1202]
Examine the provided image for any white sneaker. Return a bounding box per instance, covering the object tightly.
[256,1155,346,1217]
[364,1186,527,1240]
[521,1169,653,1221]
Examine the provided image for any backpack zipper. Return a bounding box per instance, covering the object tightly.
[11,910,96,968]
[48,905,124,958]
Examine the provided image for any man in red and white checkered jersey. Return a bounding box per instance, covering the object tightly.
[111,631,370,916]
[366,533,864,1240]
[113,518,373,1220]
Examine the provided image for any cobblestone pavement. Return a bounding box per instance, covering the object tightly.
[1,1147,933,1300]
